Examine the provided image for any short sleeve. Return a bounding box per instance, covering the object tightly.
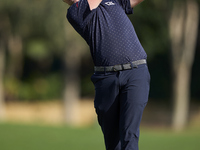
[67,0,91,36]
[115,0,133,14]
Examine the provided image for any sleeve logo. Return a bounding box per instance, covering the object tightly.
[105,2,115,6]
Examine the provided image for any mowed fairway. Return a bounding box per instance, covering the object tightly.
[0,123,200,150]
[139,127,200,150]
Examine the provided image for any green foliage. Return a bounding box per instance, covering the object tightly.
[0,0,199,101]
[4,74,63,101]
[81,75,95,97]
[131,0,170,61]
[0,0,68,101]
[26,39,51,61]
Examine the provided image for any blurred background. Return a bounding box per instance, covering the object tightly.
[0,0,200,150]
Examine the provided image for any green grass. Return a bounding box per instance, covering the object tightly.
[0,122,105,150]
[139,127,200,150]
[0,122,200,150]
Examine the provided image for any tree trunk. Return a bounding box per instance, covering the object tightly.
[0,14,10,121]
[0,41,6,121]
[63,21,87,125]
[169,0,199,131]
[63,46,81,125]
[7,35,23,78]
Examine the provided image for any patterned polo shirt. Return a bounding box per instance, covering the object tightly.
[67,0,147,66]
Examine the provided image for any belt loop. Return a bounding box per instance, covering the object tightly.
[126,57,138,69]
[121,64,124,70]
[104,67,107,75]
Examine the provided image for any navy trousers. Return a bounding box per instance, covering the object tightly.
[91,64,150,150]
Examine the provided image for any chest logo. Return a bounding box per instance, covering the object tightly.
[105,2,115,6]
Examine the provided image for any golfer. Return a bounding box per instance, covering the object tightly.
[63,0,150,149]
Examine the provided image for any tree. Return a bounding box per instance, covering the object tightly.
[169,0,199,130]
[0,13,10,120]
[63,19,88,125]
[0,41,6,121]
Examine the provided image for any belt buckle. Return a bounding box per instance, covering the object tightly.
[113,64,123,72]
[113,65,118,72]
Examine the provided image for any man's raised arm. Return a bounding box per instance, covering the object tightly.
[130,0,144,8]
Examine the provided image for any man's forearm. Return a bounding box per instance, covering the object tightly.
[63,0,79,6]
[130,0,144,8]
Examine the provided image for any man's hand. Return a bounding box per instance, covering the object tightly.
[130,0,144,8]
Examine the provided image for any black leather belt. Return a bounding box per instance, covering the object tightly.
[94,59,146,72]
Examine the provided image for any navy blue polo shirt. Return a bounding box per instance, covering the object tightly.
[67,0,147,66]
